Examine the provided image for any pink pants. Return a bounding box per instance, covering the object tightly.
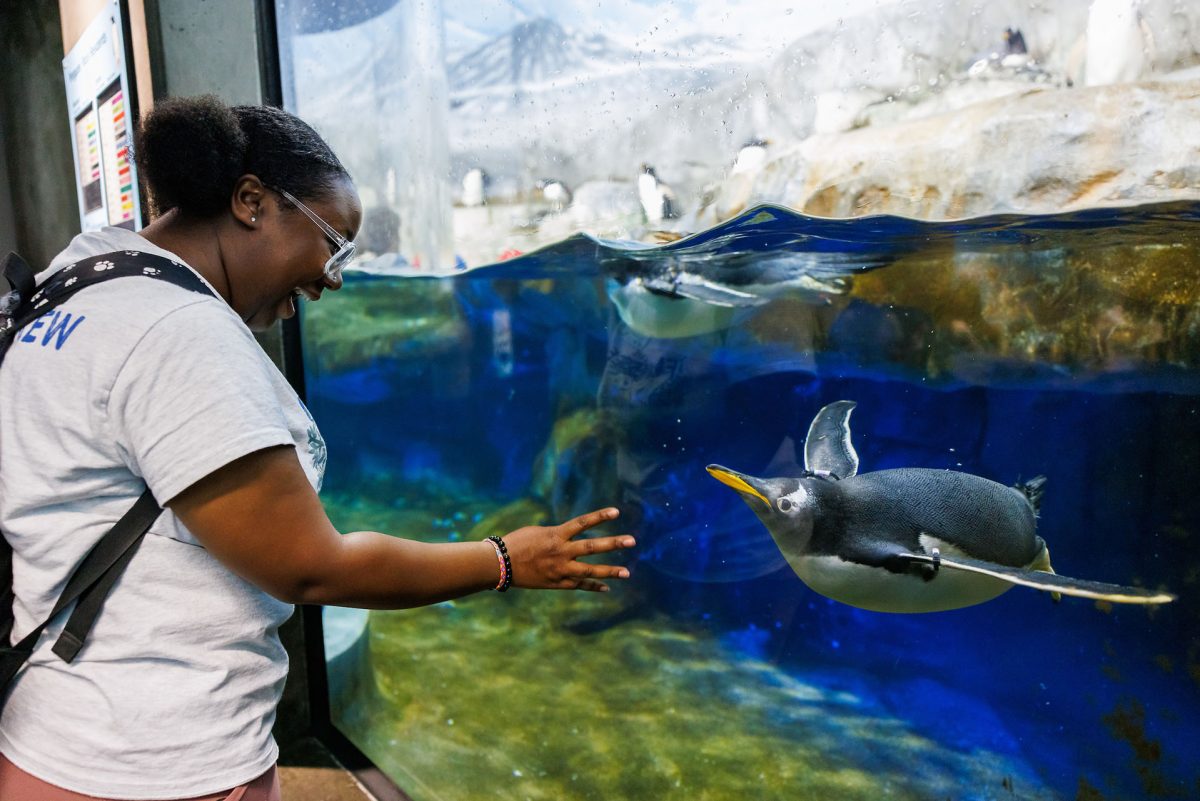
[0,755,280,801]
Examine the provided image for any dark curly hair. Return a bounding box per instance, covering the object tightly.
[133,94,349,218]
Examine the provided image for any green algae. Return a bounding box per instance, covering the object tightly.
[1102,699,1172,798]
[302,276,467,373]
[846,244,1200,377]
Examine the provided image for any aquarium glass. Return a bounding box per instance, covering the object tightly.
[276,1,1200,799]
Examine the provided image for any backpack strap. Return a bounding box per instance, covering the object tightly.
[1,250,214,367]
[1,252,36,315]
[0,249,218,678]
[0,489,161,674]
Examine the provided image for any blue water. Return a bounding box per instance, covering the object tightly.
[304,201,1200,800]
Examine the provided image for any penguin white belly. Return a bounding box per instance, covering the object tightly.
[607,279,742,339]
[1084,0,1146,86]
[788,537,1015,614]
[543,184,569,209]
[638,174,664,224]
[461,172,486,207]
[731,146,766,175]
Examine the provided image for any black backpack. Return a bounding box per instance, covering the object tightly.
[0,249,216,700]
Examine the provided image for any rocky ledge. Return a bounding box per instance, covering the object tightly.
[699,80,1200,225]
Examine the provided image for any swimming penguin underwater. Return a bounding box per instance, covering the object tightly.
[707,400,1176,613]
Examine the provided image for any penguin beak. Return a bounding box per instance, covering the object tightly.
[706,465,772,509]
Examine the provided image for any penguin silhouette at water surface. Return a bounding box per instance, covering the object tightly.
[708,401,1176,613]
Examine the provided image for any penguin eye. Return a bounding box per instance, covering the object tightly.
[777,498,792,512]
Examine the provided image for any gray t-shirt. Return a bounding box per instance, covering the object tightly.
[0,227,327,798]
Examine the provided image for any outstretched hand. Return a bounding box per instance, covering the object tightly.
[501,507,635,592]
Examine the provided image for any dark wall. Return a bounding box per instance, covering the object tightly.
[0,2,78,269]
[0,102,16,251]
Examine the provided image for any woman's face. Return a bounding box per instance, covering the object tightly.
[237,176,363,331]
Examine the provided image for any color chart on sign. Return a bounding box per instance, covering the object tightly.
[62,0,141,232]
[98,80,135,227]
[73,107,103,214]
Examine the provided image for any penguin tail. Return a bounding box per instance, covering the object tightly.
[1015,475,1048,513]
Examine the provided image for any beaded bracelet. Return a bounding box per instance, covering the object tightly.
[485,535,513,592]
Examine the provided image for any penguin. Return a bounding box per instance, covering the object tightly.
[1003,27,1028,56]
[603,205,904,339]
[967,28,1031,76]
[461,167,490,207]
[707,400,1176,613]
[1000,27,1031,69]
[1083,0,1155,87]
[731,138,771,176]
[638,164,679,225]
[536,178,573,212]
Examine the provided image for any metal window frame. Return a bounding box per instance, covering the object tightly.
[253,3,412,798]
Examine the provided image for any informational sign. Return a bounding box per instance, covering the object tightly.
[62,0,141,232]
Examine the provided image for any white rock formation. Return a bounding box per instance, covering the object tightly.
[697,80,1200,224]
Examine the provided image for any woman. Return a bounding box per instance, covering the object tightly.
[0,96,633,800]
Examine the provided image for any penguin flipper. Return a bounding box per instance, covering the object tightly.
[899,553,1176,605]
[804,400,859,479]
[673,276,764,308]
[642,275,764,308]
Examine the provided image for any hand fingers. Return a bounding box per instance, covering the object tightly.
[557,578,610,592]
[558,507,619,539]
[567,534,636,558]
[564,561,630,581]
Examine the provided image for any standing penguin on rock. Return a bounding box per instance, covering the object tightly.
[1077,0,1156,87]
[461,167,490,207]
[536,178,573,213]
[638,164,679,225]
[731,138,771,175]
[708,400,1176,613]
[1003,27,1028,56]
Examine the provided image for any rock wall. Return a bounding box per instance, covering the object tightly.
[700,80,1200,223]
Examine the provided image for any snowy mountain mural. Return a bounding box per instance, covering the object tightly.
[448,19,639,95]
[443,16,772,204]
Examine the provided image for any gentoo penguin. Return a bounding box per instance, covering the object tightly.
[638,164,679,225]
[731,138,771,176]
[1083,0,1155,87]
[1003,27,1028,56]
[1000,27,1030,68]
[536,178,573,212]
[708,400,1176,613]
[461,167,490,207]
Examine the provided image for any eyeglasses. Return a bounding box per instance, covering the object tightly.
[271,186,357,282]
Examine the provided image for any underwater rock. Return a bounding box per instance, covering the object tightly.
[465,497,552,541]
[842,242,1200,384]
[701,81,1200,224]
[529,407,619,523]
[303,275,468,373]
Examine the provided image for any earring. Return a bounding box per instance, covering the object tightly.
[250,216,257,222]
